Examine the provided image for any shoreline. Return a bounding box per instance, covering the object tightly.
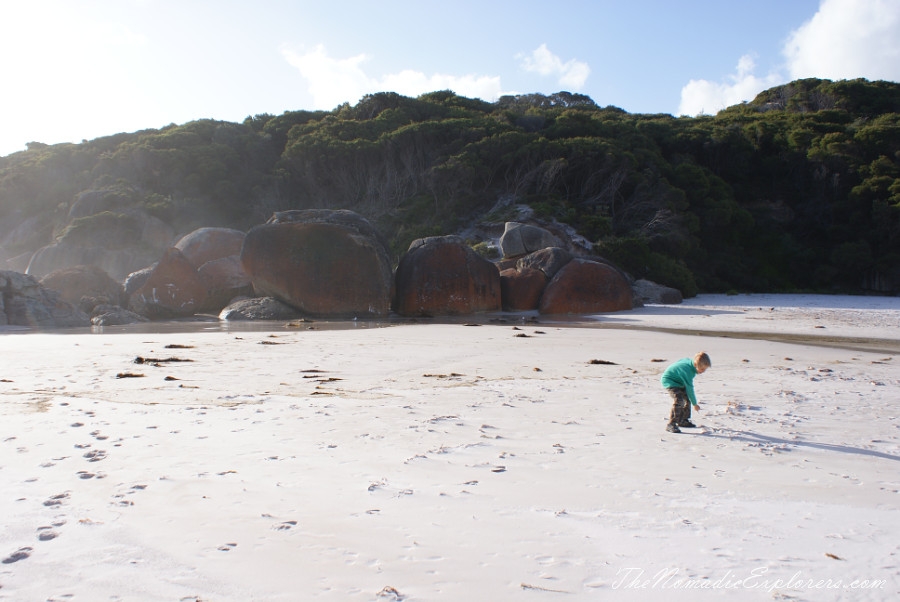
[585,323,900,354]
[5,292,899,354]
[7,320,899,354]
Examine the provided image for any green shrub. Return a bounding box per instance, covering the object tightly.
[471,241,500,259]
[57,211,142,249]
[596,237,699,297]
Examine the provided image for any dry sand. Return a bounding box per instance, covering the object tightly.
[1,294,899,601]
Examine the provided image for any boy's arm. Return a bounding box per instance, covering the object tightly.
[685,382,698,406]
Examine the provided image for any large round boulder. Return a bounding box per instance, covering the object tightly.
[197,255,253,312]
[498,222,562,258]
[632,279,683,305]
[539,259,633,314]
[516,246,573,279]
[169,227,250,314]
[25,210,174,281]
[393,235,501,317]
[499,266,547,311]
[90,304,149,327]
[40,265,124,311]
[128,248,208,319]
[27,243,161,284]
[123,265,154,299]
[174,227,246,270]
[1,270,90,329]
[218,297,305,321]
[241,210,392,318]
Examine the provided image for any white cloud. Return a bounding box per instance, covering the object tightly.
[784,0,900,81]
[518,44,590,90]
[678,55,784,116]
[281,45,372,109]
[281,45,502,109]
[676,0,900,118]
[380,70,502,102]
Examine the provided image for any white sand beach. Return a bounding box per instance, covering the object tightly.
[1,294,899,601]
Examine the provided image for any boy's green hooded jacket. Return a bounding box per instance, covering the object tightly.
[660,357,699,406]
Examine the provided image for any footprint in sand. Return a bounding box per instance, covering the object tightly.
[217,543,238,552]
[273,521,297,531]
[76,470,107,480]
[37,526,59,541]
[112,485,146,507]
[2,547,33,564]
[83,449,107,462]
[43,492,70,507]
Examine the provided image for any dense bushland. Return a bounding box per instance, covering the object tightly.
[1,78,898,295]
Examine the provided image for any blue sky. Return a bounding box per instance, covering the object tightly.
[1,0,899,157]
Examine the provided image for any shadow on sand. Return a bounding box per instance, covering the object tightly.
[700,428,900,462]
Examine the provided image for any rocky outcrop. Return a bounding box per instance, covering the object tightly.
[496,247,572,311]
[1,214,53,266]
[39,265,124,313]
[90,304,149,327]
[172,227,252,312]
[26,209,175,282]
[393,235,501,317]
[497,247,639,313]
[516,247,573,279]
[219,297,305,321]
[123,266,154,300]
[0,270,90,329]
[197,255,253,312]
[174,227,246,270]
[538,259,633,314]
[495,257,518,272]
[119,228,252,319]
[498,222,562,258]
[128,248,208,319]
[632,279,683,305]
[241,210,392,318]
[499,267,547,311]
[27,244,156,283]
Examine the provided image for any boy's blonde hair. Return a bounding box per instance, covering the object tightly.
[693,352,711,370]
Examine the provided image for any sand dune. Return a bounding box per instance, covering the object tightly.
[1,295,899,600]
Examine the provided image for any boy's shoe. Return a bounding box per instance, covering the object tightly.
[665,423,681,433]
[678,420,697,428]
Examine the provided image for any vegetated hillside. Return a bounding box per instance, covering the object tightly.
[1,78,898,296]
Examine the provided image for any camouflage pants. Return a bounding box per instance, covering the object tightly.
[667,387,691,425]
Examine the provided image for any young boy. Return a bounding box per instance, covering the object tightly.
[661,352,711,433]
